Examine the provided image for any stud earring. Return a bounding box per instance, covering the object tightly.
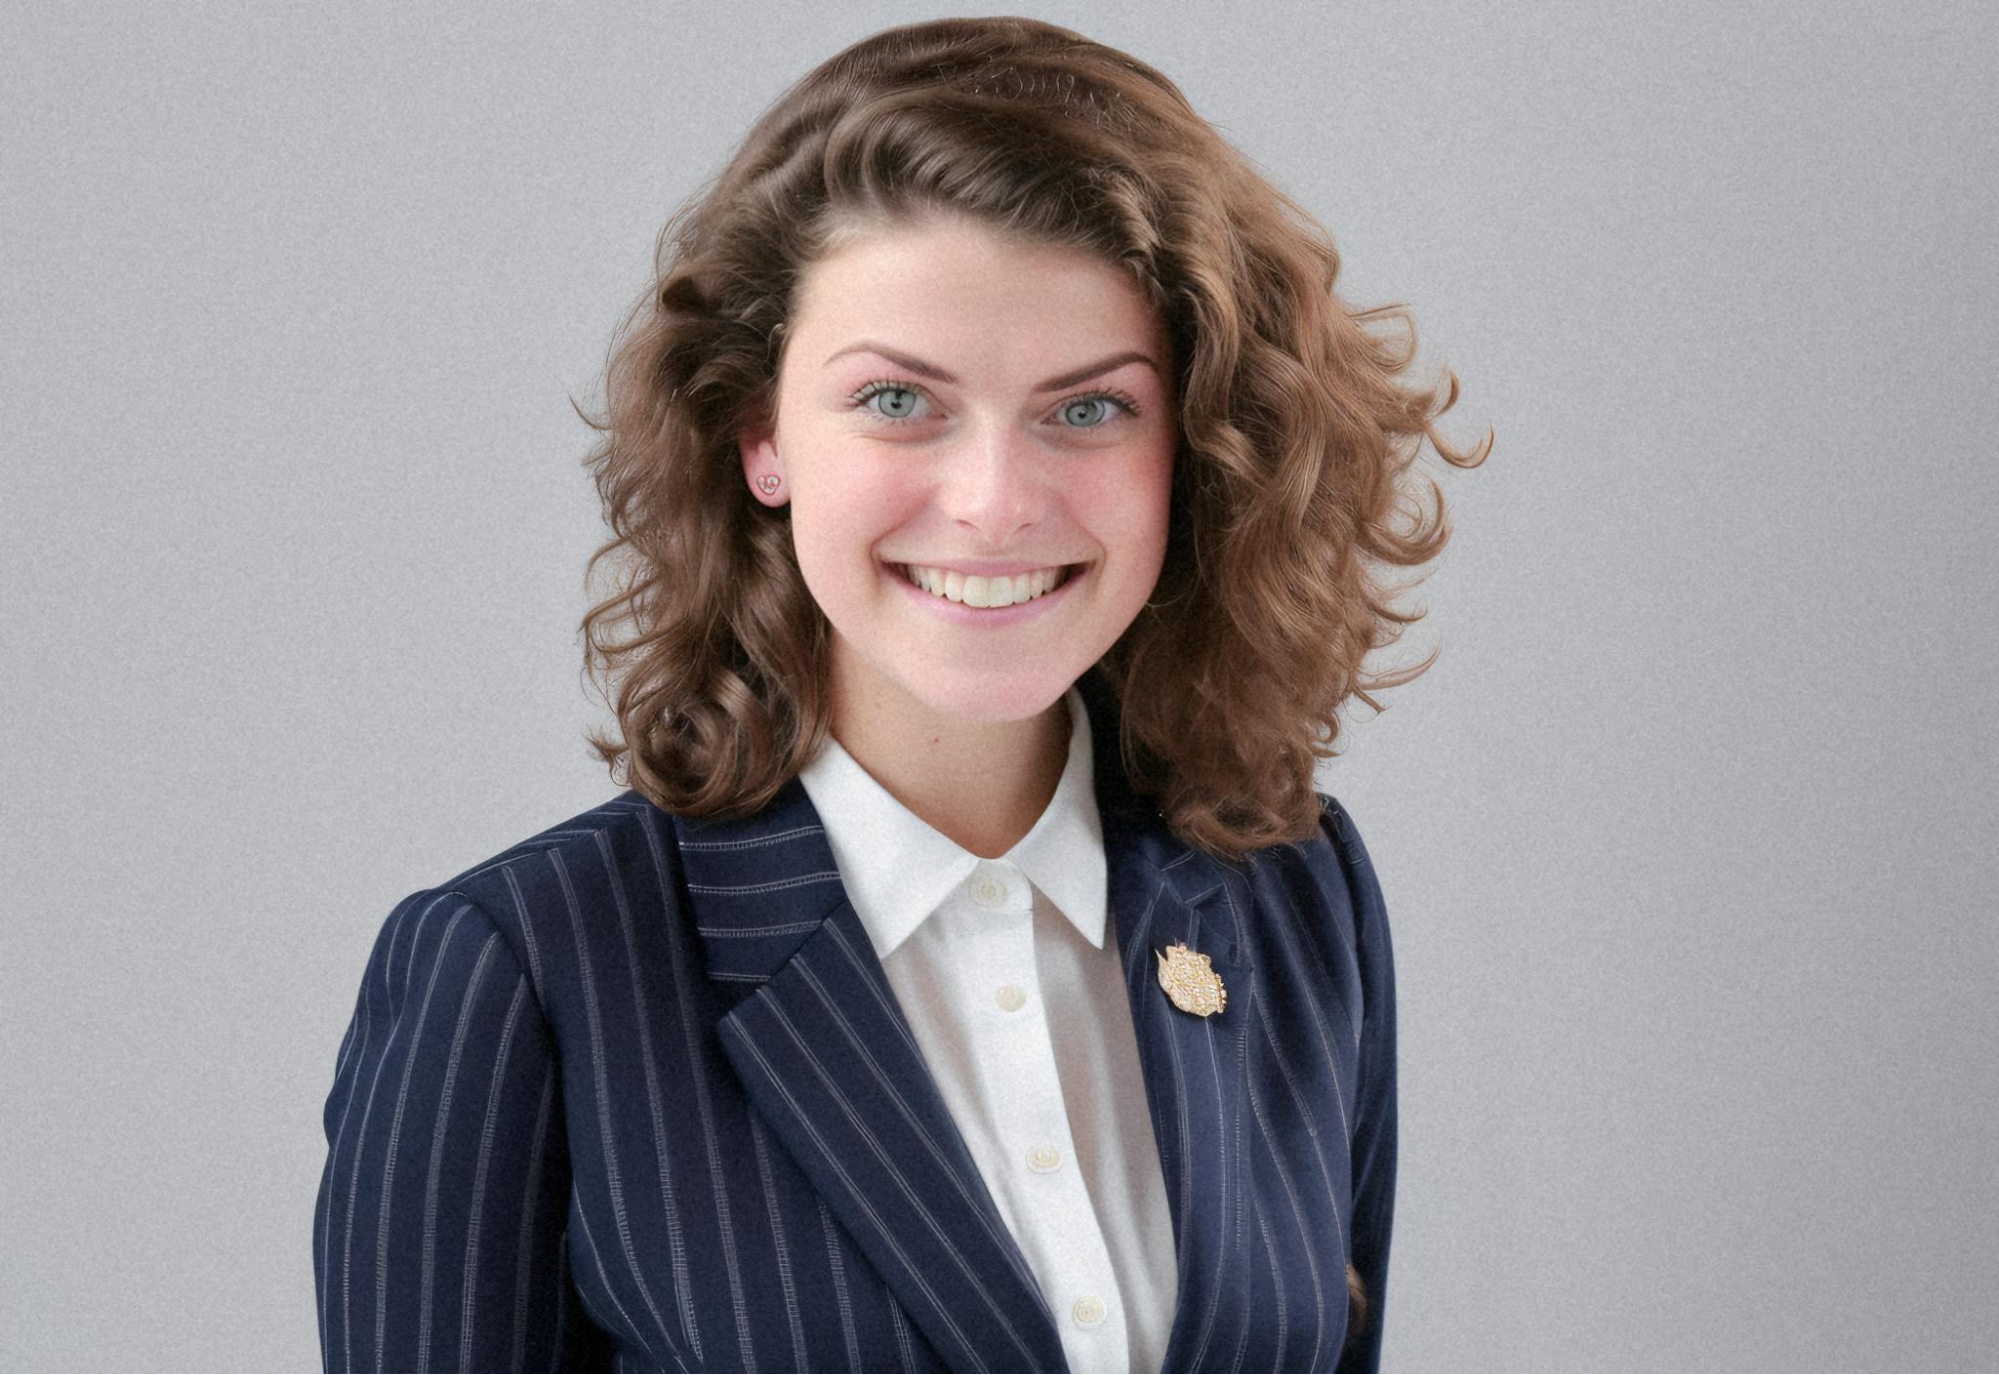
[757,474,781,495]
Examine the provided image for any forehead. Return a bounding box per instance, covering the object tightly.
[787,211,1167,361]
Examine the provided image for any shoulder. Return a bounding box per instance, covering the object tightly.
[1236,789,1388,933]
[429,790,665,898]
[1229,790,1394,1017]
[367,790,685,1011]
[1313,790,1388,934]
[1309,791,1395,1039]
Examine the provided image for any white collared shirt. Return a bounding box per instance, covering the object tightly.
[797,684,1179,1375]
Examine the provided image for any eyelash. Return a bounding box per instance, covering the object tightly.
[848,379,1144,426]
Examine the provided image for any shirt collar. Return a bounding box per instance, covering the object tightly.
[796,683,1108,959]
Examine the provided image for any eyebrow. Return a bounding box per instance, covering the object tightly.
[822,341,1160,393]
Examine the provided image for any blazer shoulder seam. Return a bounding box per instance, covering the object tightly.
[427,881,557,1031]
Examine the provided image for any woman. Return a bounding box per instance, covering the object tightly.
[314,17,1485,1374]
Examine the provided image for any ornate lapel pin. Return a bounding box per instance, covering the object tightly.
[1155,941,1227,1017]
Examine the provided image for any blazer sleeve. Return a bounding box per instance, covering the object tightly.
[1325,798,1399,1374]
[312,887,609,1373]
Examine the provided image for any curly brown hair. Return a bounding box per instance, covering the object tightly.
[578,16,1488,865]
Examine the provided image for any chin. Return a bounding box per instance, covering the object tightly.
[912,676,1072,725]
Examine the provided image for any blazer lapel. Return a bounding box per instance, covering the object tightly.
[680,779,1070,1374]
[1087,687,1261,1374]
[677,673,1261,1374]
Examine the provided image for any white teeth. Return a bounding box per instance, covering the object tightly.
[899,563,1073,608]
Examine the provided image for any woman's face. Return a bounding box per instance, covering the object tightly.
[740,211,1177,729]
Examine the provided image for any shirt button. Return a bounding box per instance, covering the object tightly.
[1072,1295,1107,1327]
[994,984,1026,1012]
[971,875,1007,907]
[1026,1144,1061,1172]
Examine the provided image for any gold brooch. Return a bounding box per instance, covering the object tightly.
[1155,942,1227,1017]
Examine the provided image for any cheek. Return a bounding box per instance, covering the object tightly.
[791,467,920,580]
[1087,451,1175,565]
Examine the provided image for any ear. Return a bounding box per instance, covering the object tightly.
[738,420,787,506]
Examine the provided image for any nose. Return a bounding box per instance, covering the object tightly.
[936,424,1049,547]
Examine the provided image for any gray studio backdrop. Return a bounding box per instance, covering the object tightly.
[3,2,1994,1370]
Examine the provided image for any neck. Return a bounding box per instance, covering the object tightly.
[827,677,1072,861]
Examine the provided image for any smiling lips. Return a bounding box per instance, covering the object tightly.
[894,562,1078,609]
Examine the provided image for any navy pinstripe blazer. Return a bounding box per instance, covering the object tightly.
[314,689,1398,1373]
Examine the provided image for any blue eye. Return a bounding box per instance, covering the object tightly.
[856,383,924,421]
[851,377,1151,427]
[1060,397,1113,427]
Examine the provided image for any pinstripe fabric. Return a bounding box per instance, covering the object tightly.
[794,683,1179,1374]
[314,681,1398,1372]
